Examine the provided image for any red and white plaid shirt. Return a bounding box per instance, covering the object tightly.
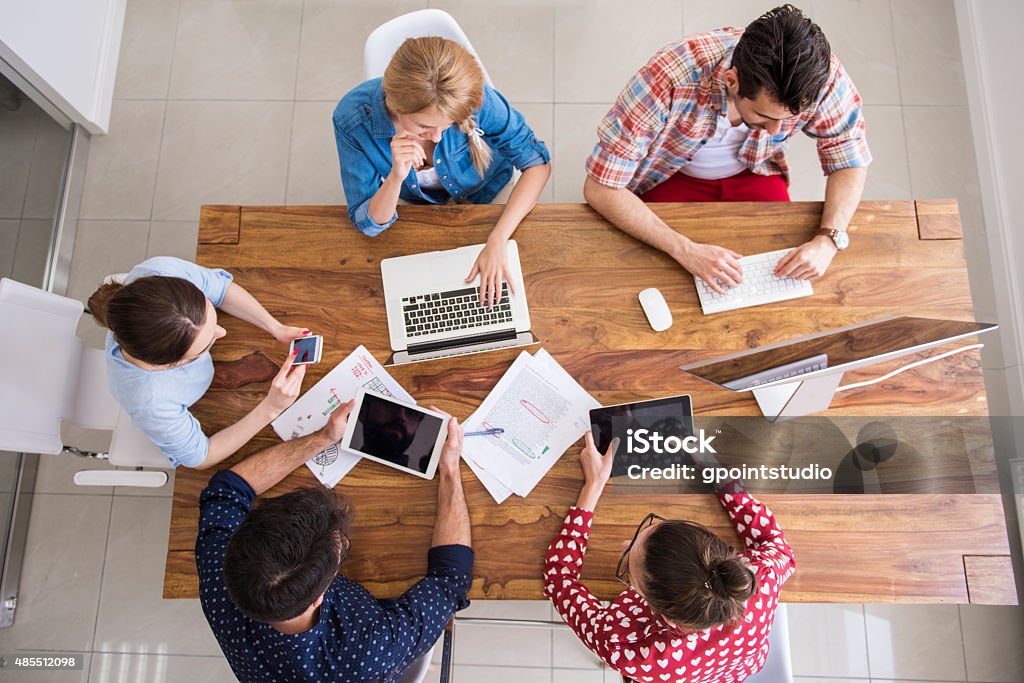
[585,28,871,193]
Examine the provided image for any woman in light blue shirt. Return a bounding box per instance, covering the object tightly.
[87,257,310,469]
[333,36,551,306]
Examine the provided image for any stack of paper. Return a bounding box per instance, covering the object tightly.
[271,345,414,488]
[461,349,600,503]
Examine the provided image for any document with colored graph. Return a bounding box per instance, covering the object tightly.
[461,349,600,501]
[271,345,414,488]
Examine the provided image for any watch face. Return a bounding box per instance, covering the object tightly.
[834,230,850,250]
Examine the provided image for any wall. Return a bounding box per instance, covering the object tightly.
[0,0,126,134]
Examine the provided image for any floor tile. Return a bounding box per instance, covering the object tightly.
[453,664,551,683]
[21,114,71,220]
[682,0,775,35]
[11,219,55,288]
[892,0,967,105]
[295,0,426,101]
[785,133,829,202]
[603,668,624,683]
[555,0,682,104]
[509,102,554,204]
[807,0,901,106]
[959,604,1024,683]
[34,450,115,496]
[790,679,865,683]
[863,604,967,680]
[553,669,605,683]
[787,603,870,678]
[0,494,111,651]
[860,105,911,200]
[146,221,199,260]
[453,621,552,667]
[79,100,165,220]
[460,599,554,621]
[0,218,20,276]
[152,100,293,222]
[114,0,181,99]
[168,0,302,100]
[0,102,39,218]
[430,0,554,103]
[286,100,345,206]
[89,652,235,682]
[903,106,983,239]
[552,103,610,203]
[0,652,91,682]
[552,626,604,669]
[65,221,149,304]
[93,496,221,656]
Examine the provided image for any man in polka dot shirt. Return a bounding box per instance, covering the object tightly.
[196,400,474,682]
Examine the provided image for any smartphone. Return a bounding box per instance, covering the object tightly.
[289,334,323,365]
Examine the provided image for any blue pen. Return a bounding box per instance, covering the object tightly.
[465,428,504,437]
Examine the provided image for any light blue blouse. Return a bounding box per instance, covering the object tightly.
[104,257,233,468]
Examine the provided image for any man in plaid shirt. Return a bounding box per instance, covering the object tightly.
[584,5,870,293]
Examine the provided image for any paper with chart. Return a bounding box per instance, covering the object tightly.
[272,345,414,488]
[462,349,600,501]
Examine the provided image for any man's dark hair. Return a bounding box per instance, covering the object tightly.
[224,487,355,623]
[641,521,757,630]
[732,4,831,114]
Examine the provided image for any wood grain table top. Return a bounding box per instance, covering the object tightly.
[163,200,1016,606]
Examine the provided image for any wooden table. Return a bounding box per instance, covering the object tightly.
[164,200,1016,605]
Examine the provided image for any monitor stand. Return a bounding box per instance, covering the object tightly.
[752,372,844,422]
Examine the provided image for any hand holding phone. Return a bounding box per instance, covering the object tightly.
[288,334,323,365]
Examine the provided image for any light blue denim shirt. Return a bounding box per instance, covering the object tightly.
[104,257,233,468]
[333,78,551,236]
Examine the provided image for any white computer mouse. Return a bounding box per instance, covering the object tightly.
[638,287,673,332]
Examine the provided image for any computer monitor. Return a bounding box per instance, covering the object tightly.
[681,317,997,421]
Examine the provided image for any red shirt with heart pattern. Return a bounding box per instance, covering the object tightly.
[543,488,795,683]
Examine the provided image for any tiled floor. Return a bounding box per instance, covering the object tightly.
[2,1,1023,682]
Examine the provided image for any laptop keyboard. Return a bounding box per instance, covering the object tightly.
[402,283,512,338]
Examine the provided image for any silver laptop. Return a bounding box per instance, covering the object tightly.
[381,241,537,365]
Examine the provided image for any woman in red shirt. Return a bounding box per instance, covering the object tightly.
[544,433,795,683]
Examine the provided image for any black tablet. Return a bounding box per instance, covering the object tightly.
[589,395,694,476]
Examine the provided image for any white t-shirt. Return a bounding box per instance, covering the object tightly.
[680,114,751,180]
[415,165,444,190]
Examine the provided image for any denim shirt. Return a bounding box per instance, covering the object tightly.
[333,78,550,236]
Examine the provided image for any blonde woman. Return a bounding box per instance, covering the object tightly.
[333,36,551,305]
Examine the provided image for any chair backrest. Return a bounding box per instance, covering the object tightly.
[0,278,119,454]
[363,9,493,85]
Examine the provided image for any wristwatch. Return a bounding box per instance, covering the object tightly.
[815,227,849,251]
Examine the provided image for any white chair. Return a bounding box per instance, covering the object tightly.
[744,603,793,683]
[0,277,169,487]
[363,9,492,85]
[363,10,522,204]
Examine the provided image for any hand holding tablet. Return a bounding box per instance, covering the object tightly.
[341,389,449,479]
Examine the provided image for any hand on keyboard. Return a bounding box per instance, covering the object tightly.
[774,236,838,280]
[465,239,516,307]
[677,241,744,294]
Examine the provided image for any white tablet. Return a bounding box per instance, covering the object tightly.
[341,388,448,479]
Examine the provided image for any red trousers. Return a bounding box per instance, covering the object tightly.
[639,169,790,203]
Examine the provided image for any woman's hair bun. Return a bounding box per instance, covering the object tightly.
[86,282,123,328]
[708,558,757,602]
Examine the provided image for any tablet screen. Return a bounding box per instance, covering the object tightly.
[348,393,445,474]
[590,395,693,477]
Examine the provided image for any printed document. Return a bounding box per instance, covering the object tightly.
[272,345,414,488]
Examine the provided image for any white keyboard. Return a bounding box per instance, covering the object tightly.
[694,248,813,315]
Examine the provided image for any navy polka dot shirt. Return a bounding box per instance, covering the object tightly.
[196,470,474,682]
